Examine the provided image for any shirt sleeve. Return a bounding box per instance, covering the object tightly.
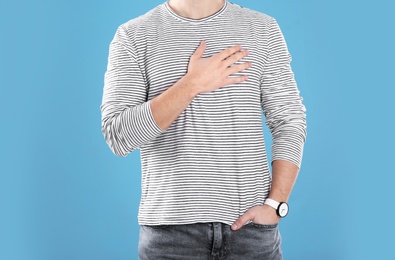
[100,27,165,157]
[260,18,307,168]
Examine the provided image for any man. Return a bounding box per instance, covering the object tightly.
[100,0,307,259]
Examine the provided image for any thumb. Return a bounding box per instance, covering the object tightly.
[192,40,206,59]
[231,211,251,231]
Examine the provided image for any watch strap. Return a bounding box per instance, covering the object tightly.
[264,198,280,210]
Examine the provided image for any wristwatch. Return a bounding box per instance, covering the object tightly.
[264,198,289,218]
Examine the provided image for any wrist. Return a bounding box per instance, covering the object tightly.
[264,198,289,218]
[180,74,201,98]
[262,204,279,215]
[267,193,288,203]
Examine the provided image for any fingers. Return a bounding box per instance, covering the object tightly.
[216,44,242,61]
[226,61,252,75]
[231,210,252,231]
[191,40,206,60]
[223,61,251,85]
[224,75,249,86]
[223,49,249,68]
[189,41,250,91]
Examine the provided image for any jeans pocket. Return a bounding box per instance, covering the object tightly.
[142,224,170,229]
[248,221,278,229]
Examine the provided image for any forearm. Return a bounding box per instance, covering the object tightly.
[268,159,299,202]
[231,159,300,229]
[150,75,198,130]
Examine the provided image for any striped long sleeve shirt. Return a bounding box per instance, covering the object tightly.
[100,0,307,226]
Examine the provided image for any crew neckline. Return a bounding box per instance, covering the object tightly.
[164,0,228,23]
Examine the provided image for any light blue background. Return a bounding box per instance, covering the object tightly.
[1,0,394,259]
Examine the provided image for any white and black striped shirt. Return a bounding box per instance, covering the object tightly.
[100,0,307,226]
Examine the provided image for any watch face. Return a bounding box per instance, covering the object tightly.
[278,203,289,217]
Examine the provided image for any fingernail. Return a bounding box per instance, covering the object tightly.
[231,223,238,230]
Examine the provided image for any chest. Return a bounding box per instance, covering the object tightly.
[138,24,266,101]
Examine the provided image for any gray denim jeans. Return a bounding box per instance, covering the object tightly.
[138,222,282,260]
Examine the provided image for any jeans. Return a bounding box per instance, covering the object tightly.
[138,222,282,260]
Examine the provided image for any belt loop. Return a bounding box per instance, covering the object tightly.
[211,222,223,257]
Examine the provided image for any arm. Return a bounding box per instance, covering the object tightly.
[100,28,165,156]
[151,40,250,130]
[150,77,196,131]
[269,160,299,203]
[231,160,299,230]
[231,18,307,230]
[262,18,307,169]
[101,28,251,156]
[262,18,306,203]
